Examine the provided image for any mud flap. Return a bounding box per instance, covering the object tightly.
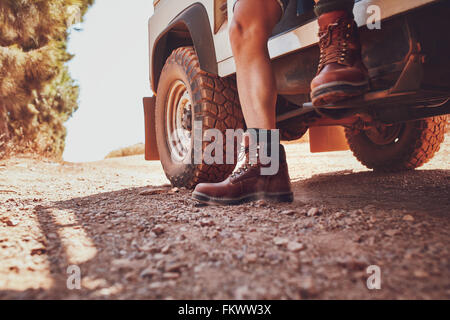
[309,126,350,153]
[143,96,160,161]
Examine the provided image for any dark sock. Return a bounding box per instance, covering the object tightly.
[314,0,354,17]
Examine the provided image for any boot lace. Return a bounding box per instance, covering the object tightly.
[318,18,357,73]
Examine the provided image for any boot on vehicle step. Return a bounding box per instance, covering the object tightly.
[311,10,369,106]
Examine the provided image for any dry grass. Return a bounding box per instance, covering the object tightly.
[105,143,145,159]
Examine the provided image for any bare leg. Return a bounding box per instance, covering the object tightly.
[229,0,282,130]
[192,0,293,206]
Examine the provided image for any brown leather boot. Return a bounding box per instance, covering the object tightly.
[311,10,369,106]
[192,145,293,205]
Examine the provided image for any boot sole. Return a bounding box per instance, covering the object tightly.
[311,80,369,107]
[192,191,294,206]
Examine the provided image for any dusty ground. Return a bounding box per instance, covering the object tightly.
[0,137,449,300]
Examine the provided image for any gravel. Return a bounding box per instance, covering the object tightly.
[0,137,449,299]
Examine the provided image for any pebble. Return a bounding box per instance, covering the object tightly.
[307,207,320,217]
[152,224,165,236]
[165,262,185,273]
[234,285,250,300]
[168,187,180,194]
[1,217,19,227]
[244,253,258,263]
[163,272,180,280]
[385,229,400,237]
[273,237,289,246]
[255,200,268,207]
[403,215,415,222]
[161,245,171,254]
[111,259,136,271]
[414,270,429,278]
[200,219,215,227]
[140,267,158,279]
[287,242,306,252]
[30,248,46,256]
[149,282,165,289]
[280,210,296,216]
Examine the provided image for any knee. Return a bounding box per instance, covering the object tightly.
[229,17,268,54]
[228,18,246,52]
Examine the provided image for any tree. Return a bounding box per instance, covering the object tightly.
[0,0,94,159]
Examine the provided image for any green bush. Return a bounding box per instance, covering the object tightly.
[0,0,94,159]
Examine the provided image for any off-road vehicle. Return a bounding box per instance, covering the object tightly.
[144,0,449,188]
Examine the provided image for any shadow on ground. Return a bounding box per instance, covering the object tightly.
[292,169,450,217]
[1,169,449,299]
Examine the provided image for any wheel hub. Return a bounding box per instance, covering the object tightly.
[166,80,193,162]
[365,124,403,145]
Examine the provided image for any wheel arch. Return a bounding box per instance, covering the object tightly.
[150,3,218,94]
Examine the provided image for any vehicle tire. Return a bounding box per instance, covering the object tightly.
[155,47,245,189]
[345,116,447,172]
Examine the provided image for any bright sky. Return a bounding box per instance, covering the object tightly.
[63,0,154,162]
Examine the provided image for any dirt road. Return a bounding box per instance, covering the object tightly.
[0,138,449,299]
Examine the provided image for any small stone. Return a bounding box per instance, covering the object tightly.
[163,272,180,280]
[273,237,289,246]
[334,212,344,219]
[307,207,320,217]
[161,245,171,254]
[200,219,215,227]
[168,187,180,194]
[350,209,364,216]
[403,215,415,222]
[176,234,186,241]
[165,262,186,273]
[385,229,399,237]
[149,282,165,289]
[255,200,268,207]
[287,241,306,252]
[153,253,166,260]
[234,285,250,300]
[366,236,376,246]
[124,271,138,282]
[414,270,429,278]
[111,259,135,271]
[30,248,46,256]
[1,217,19,227]
[152,224,165,236]
[244,253,258,263]
[140,242,157,253]
[280,210,296,216]
[300,277,316,295]
[140,267,158,279]
[207,230,219,239]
